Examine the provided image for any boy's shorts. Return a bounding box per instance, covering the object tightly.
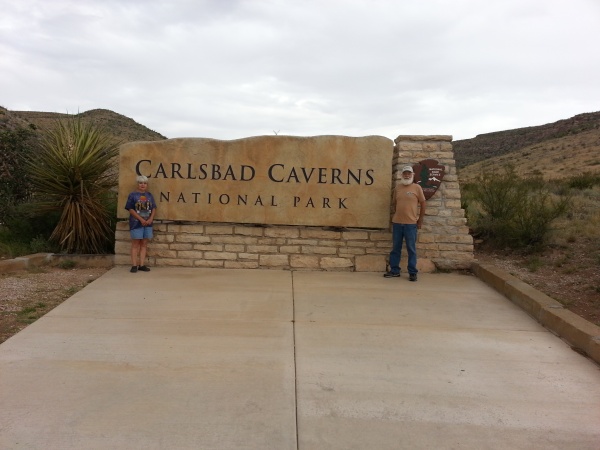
[130,227,153,240]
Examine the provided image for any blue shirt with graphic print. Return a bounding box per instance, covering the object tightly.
[125,191,157,230]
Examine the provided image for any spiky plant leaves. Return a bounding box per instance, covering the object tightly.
[27,118,120,254]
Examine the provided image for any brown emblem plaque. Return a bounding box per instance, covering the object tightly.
[412,159,445,200]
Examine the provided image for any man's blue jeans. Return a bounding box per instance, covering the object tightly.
[389,223,418,275]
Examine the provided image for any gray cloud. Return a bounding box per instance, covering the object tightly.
[1,0,599,140]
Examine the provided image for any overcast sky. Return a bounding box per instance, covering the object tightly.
[1,0,599,141]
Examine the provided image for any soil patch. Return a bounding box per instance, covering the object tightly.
[0,266,109,344]
[475,237,600,327]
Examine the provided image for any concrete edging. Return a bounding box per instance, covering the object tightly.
[0,253,114,273]
[472,262,600,365]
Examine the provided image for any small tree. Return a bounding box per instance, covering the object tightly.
[27,118,120,253]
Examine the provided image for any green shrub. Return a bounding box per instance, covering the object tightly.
[58,259,77,269]
[29,235,59,254]
[466,166,570,251]
[567,172,600,190]
[0,128,35,224]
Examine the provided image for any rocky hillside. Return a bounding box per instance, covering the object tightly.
[0,106,166,143]
[453,112,600,175]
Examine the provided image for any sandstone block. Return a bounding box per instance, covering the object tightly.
[304,246,337,255]
[369,231,391,241]
[167,224,204,233]
[257,238,285,245]
[247,245,278,253]
[279,245,301,254]
[118,136,392,228]
[148,249,178,258]
[205,225,234,235]
[114,240,130,255]
[265,228,300,238]
[115,230,130,241]
[225,261,259,269]
[445,200,462,208]
[290,255,320,269]
[318,240,344,247]
[238,253,259,260]
[176,234,210,243]
[204,251,237,260]
[347,241,375,248]
[170,243,193,251]
[342,231,369,240]
[260,254,289,267]
[212,236,258,245]
[225,245,245,252]
[193,260,224,268]
[153,234,175,243]
[234,226,264,236]
[339,247,366,256]
[300,229,341,239]
[177,250,204,259]
[355,255,386,272]
[320,257,353,269]
[288,239,318,246]
[193,244,223,251]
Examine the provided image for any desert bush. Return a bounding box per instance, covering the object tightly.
[567,172,600,190]
[0,127,35,224]
[0,202,60,258]
[466,166,569,251]
[26,118,120,254]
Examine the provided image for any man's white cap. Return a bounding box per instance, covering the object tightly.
[401,165,414,173]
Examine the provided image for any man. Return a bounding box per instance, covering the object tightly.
[384,165,426,281]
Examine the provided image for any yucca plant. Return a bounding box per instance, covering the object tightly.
[27,117,120,254]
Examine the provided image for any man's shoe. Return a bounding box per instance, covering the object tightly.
[130,266,138,273]
[383,271,400,278]
[138,265,151,272]
[409,273,417,282]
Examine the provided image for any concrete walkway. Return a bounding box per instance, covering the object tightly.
[1,268,599,449]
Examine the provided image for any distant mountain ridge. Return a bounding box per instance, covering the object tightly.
[0,107,166,142]
[3,105,599,181]
[453,111,600,169]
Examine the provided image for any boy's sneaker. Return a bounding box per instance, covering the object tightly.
[409,273,417,282]
[130,266,138,273]
[383,271,400,278]
[138,265,151,272]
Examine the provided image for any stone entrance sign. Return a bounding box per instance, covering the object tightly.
[117,135,393,228]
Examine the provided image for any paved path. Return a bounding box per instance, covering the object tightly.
[1,268,599,449]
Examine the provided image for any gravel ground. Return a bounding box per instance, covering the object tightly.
[0,266,109,344]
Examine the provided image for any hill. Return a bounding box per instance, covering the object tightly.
[0,106,166,143]
[454,111,600,180]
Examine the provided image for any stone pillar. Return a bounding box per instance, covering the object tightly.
[393,135,474,270]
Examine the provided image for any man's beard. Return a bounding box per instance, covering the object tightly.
[400,175,414,186]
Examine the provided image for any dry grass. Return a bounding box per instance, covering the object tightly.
[459,129,600,184]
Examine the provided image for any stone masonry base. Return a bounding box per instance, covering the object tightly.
[114,221,441,272]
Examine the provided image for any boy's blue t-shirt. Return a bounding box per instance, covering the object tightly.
[125,191,157,230]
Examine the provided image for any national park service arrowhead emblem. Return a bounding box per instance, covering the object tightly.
[413,159,445,200]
